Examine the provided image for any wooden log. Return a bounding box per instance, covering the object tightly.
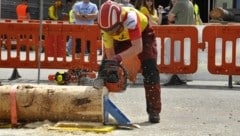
[0,84,107,123]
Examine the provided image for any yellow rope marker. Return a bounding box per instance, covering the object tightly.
[48,122,116,133]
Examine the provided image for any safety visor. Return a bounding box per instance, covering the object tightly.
[103,22,124,35]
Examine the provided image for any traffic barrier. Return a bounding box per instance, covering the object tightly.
[202,25,240,75]
[153,25,200,74]
[1,20,240,86]
[0,21,101,71]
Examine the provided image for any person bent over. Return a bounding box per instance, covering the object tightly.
[98,1,162,123]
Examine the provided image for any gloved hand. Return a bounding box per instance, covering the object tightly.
[112,54,122,63]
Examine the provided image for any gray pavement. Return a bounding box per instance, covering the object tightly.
[0,69,240,136]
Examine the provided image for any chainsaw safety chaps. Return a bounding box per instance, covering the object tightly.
[144,83,161,114]
[141,59,160,85]
[141,59,161,114]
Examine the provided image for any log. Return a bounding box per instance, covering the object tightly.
[0,84,107,123]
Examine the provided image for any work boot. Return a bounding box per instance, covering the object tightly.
[163,74,186,86]
[149,113,160,123]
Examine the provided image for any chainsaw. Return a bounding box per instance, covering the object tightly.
[93,60,128,93]
[48,69,96,85]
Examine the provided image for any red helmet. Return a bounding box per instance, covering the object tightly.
[98,1,122,31]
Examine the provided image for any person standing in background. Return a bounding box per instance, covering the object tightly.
[48,0,63,20]
[12,0,31,81]
[16,0,30,20]
[72,0,98,57]
[66,0,75,56]
[164,0,194,86]
[62,0,75,21]
[161,0,177,25]
[138,0,162,25]
[168,0,194,24]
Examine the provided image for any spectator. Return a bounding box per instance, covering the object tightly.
[48,0,63,20]
[135,0,162,25]
[164,0,194,86]
[161,0,177,25]
[98,1,162,123]
[138,0,162,25]
[16,0,30,20]
[168,0,194,24]
[12,0,31,81]
[66,1,75,56]
[62,0,75,20]
[72,0,98,57]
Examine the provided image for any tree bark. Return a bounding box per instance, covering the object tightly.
[0,84,107,123]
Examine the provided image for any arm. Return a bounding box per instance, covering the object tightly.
[104,38,142,61]
[168,12,175,23]
[48,6,58,20]
[73,11,88,20]
[84,13,98,20]
[74,12,97,20]
[119,38,143,60]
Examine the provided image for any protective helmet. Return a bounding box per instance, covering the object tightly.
[98,1,122,31]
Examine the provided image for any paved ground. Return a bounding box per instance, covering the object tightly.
[0,68,240,136]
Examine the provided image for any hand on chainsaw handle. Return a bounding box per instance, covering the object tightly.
[112,54,122,63]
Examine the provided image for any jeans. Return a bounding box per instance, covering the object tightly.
[66,37,72,54]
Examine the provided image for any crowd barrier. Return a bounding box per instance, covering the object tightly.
[202,25,240,75]
[0,20,240,86]
[153,25,200,74]
[0,20,101,71]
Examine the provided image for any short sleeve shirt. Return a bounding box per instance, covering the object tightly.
[73,1,98,25]
[170,0,194,24]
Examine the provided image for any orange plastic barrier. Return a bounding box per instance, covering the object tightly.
[0,22,40,68]
[153,25,199,74]
[0,21,202,76]
[0,21,101,72]
[203,25,240,75]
